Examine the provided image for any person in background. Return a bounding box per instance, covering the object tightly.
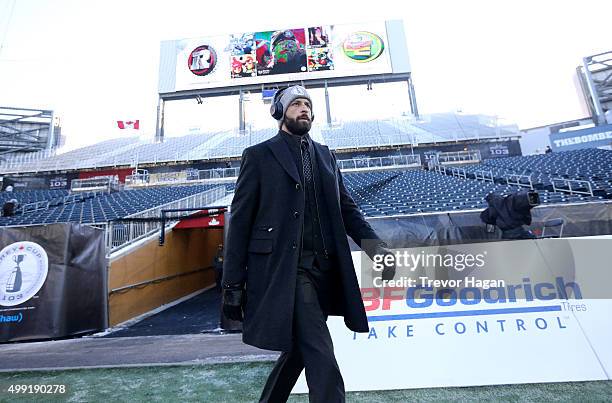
[212,244,224,291]
[2,198,18,217]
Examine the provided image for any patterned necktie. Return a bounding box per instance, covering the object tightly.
[301,140,313,183]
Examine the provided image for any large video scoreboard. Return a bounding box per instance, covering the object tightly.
[158,20,411,94]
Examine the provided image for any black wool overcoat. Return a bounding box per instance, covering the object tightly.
[223,132,379,351]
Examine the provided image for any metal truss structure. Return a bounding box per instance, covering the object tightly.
[0,106,57,159]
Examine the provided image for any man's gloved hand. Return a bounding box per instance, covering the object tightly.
[222,283,246,322]
[372,242,396,281]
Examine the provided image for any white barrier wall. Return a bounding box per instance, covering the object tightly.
[292,237,612,393]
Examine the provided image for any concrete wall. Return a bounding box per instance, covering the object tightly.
[108,227,222,326]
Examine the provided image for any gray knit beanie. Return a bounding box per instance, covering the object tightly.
[271,85,313,127]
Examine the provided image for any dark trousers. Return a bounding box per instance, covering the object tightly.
[259,267,345,403]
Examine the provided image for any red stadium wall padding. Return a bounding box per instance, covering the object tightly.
[174,209,225,230]
[78,168,134,183]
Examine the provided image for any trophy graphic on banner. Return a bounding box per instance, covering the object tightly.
[6,255,24,293]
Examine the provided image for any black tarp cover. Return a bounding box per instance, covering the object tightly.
[0,224,107,342]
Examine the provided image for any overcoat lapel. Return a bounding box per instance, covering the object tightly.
[266,134,301,184]
[313,143,340,209]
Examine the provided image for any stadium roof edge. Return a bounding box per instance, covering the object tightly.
[520,117,593,132]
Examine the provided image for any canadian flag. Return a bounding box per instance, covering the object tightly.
[117,120,140,130]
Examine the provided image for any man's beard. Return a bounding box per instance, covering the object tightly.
[283,115,311,136]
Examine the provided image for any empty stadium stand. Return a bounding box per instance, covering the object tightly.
[0,113,518,174]
[0,184,222,226]
[1,149,610,224]
[101,132,229,165]
[1,141,610,230]
[0,137,142,172]
[343,169,603,218]
[322,114,518,150]
[455,148,612,197]
[198,128,278,159]
[0,189,70,205]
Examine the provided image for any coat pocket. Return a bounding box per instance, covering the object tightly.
[251,226,275,239]
[248,238,273,254]
[255,225,274,232]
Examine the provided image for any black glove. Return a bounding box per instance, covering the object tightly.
[222,284,245,322]
[373,243,396,281]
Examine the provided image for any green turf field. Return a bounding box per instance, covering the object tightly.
[0,362,610,402]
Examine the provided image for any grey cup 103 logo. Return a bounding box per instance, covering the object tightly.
[0,241,48,306]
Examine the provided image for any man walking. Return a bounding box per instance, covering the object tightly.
[222,85,394,402]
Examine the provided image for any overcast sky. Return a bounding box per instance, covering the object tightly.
[0,0,610,150]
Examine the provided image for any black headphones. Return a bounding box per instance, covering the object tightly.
[270,87,288,120]
[270,86,314,121]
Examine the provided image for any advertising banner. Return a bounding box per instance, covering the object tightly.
[549,124,612,151]
[1,176,47,191]
[173,21,392,91]
[149,171,188,184]
[45,172,78,190]
[291,237,612,392]
[79,168,134,183]
[0,224,108,342]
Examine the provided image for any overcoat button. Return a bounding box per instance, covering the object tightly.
[295,183,301,190]
[294,211,300,218]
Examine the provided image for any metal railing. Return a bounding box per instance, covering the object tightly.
[198,167,239,180]
[505,174,534,189]
[431,164,468,179]
[125,171,150,186]
[437,150,482,163]
[125,167,239,187]
[71,176,117,192]
[326,134,416,150]
[432,164,446,175]
[103,186,225,255]
[17,200,50,214]
[17,192,101,215]
[474,170,495,183]
[147,171,188,183]
[127,155,425,188]
[552,178,594,196]
[448,166,468,179]
[337,154,421,170]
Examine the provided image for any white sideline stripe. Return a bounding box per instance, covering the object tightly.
[0,354,280,373]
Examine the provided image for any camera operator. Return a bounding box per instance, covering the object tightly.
[2,198,18,217]
[480,191,539,240]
